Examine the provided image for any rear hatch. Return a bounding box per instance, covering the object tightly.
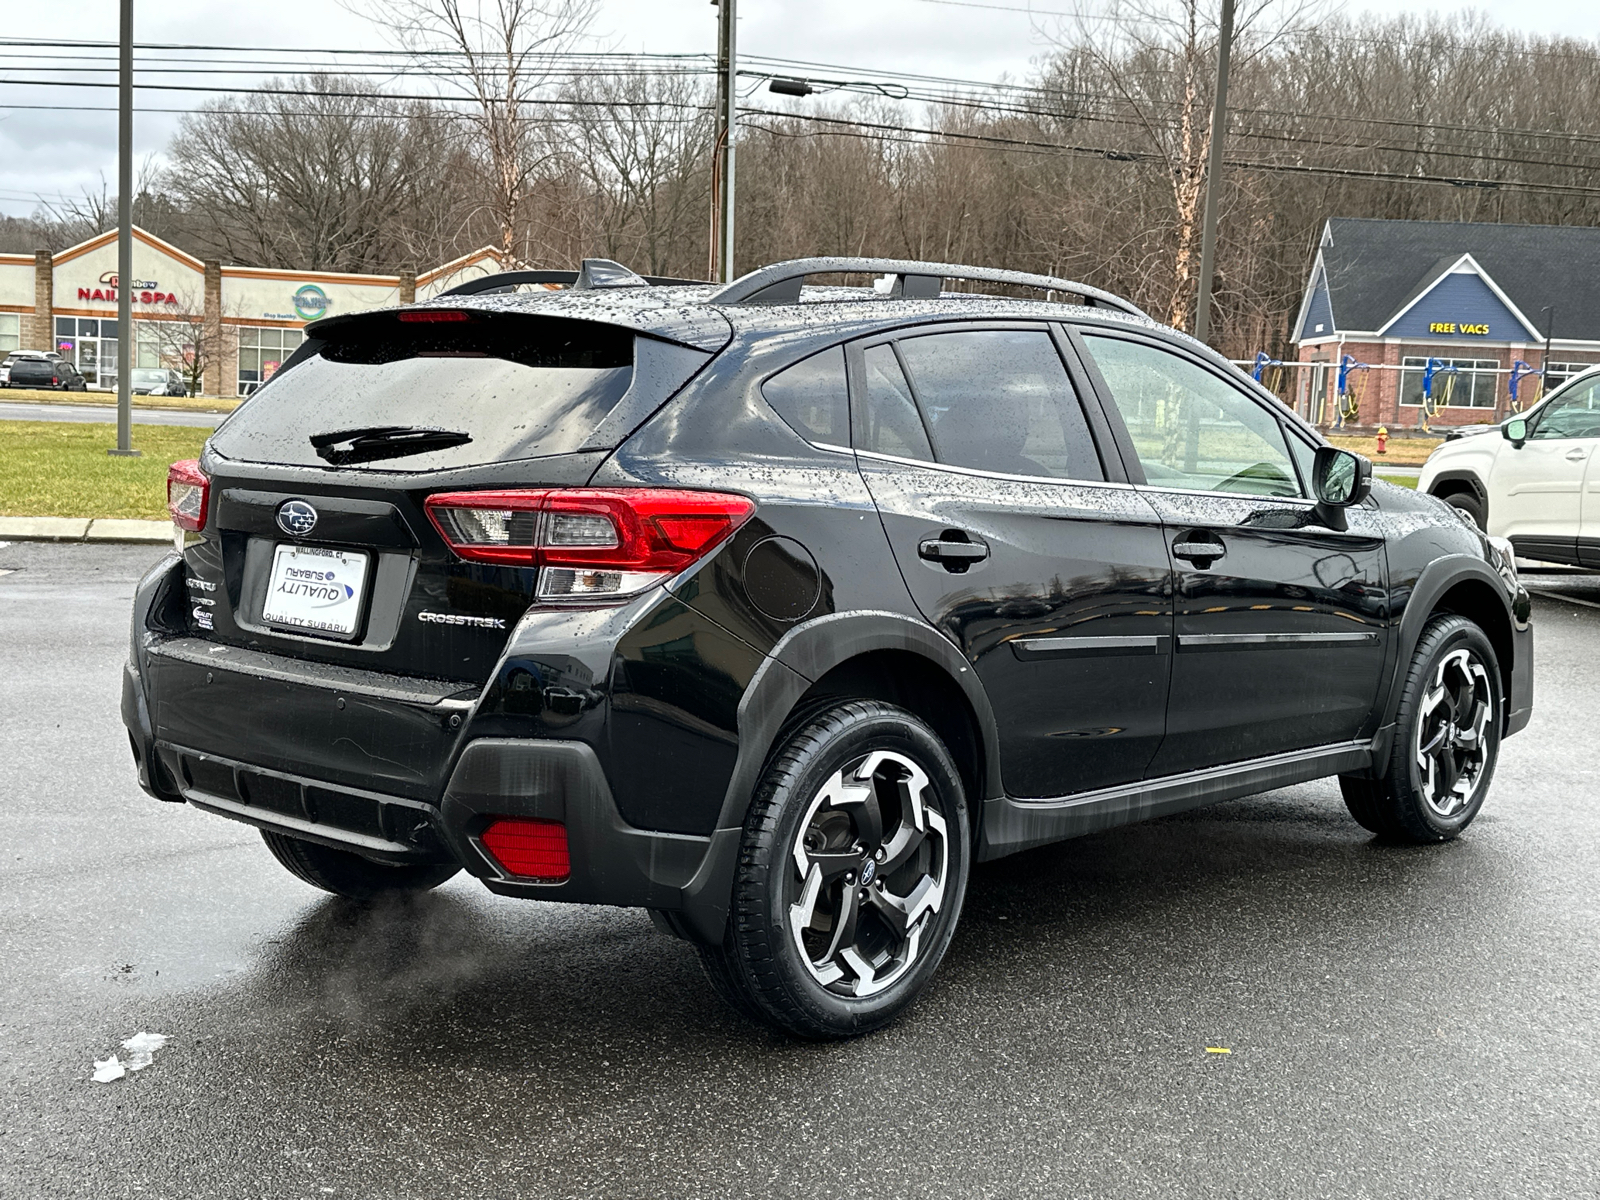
[187,307,724,686]
[10,358,57,386]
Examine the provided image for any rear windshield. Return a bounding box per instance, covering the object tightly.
[210,314,636,470]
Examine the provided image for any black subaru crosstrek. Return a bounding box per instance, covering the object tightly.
[124,256,1533,1038]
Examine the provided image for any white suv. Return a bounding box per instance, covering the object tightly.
[1420,367,1600,567]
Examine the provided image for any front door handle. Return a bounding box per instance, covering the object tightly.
[1566,447,1589,461]
[918,534,989,569]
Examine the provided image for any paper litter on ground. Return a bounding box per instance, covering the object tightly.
[91,1057,127,1083]
[91,1032,169,1083]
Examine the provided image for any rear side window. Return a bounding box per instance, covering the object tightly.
[858,344,934,460]
[896,329,1102,480]
[762,346,848,444]
[211,314,638,470]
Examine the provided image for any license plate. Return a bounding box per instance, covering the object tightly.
[262,544,370,635]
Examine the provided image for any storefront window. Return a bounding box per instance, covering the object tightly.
[237,326,304,395]
[1398,356,1499,409]
[0,313,18,355]
[1545,362,1600,390]
[55,316,120,389]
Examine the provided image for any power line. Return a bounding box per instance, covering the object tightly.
[737,105,1600,199]
[8,35,1600,148]
[907,0,1600,63]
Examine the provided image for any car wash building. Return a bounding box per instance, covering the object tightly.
[1292,218,1600,430]
[0,227,505,396]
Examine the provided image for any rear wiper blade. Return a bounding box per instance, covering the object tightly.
[310,425,472,466]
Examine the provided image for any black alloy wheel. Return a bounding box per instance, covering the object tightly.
[260,830,460,900]
[1340,614,1501,842]
[700,700,971,1039]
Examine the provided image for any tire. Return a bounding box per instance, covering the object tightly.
[260,829,460,900]
[1442,490,1485,529]
[1340,614,1502,843]
[698,700,972,1039]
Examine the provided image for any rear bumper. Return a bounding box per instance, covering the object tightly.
[136,731,715,909]
[122,557,722,912]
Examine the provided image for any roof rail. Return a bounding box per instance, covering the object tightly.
[707,256,1148,318]
[437,263,708,298]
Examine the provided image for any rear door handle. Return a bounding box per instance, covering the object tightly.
[918,535,989,566]
[1172,538,1227,563]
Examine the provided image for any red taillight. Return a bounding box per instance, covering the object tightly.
[167,459,209,532]
[481,818,570,881]
[397,309,472,322]
[424,488,755,599]
[424,489,548,566]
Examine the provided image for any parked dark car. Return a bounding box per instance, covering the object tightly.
[124,257,1533,1038]
[130,367,189,397]
[4,352,83,390]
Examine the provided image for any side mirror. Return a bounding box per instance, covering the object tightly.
[1312,446,1372,508]
[1503,417,1528,446]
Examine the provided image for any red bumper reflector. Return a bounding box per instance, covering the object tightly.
[481,818,570,881]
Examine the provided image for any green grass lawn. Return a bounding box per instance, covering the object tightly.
[0,421,209,520]
[1377,474,1418,489]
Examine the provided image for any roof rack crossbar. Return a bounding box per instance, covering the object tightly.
[437,268,708,298]
[707,257,1148,318]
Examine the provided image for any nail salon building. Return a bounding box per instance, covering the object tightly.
[1292,218,1600,429]
[0,228,505,396]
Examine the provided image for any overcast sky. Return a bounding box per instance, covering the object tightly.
[0,0,1594,219]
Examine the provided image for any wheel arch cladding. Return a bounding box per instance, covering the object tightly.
[1430,576,1514,701]
[1386,557,1517,734]
[675,612,1000,946]
[1428,470,1488,515]
[717,612,1002,834]
[787,649,987,831]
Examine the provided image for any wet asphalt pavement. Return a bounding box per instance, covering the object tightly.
[3,542,1598,1199]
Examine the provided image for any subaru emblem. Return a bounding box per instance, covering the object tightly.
[277,500,318,537]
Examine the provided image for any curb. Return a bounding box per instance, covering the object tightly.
[0,516,175,544]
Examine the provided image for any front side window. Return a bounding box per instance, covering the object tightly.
[1082,334,1301,498]
[1530,375,1600,440]
[895,329,1102,480]
[857,343,933,460]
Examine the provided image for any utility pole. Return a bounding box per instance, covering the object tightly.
[109,0,138,457]
[712,0,737,283]
[1542,304,1556,394]
[1193,0,1234,347]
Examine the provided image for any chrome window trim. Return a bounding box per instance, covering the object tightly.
[852,447,1132,489]
[1133,482,1316,506]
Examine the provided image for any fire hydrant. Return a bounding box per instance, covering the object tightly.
[1376,425,1389,455]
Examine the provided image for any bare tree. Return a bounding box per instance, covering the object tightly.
[25,159,186,248]
[356,0,599,265]
[1044,0,1328,331]
[165,76,463,272]
[556,67,714,275]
